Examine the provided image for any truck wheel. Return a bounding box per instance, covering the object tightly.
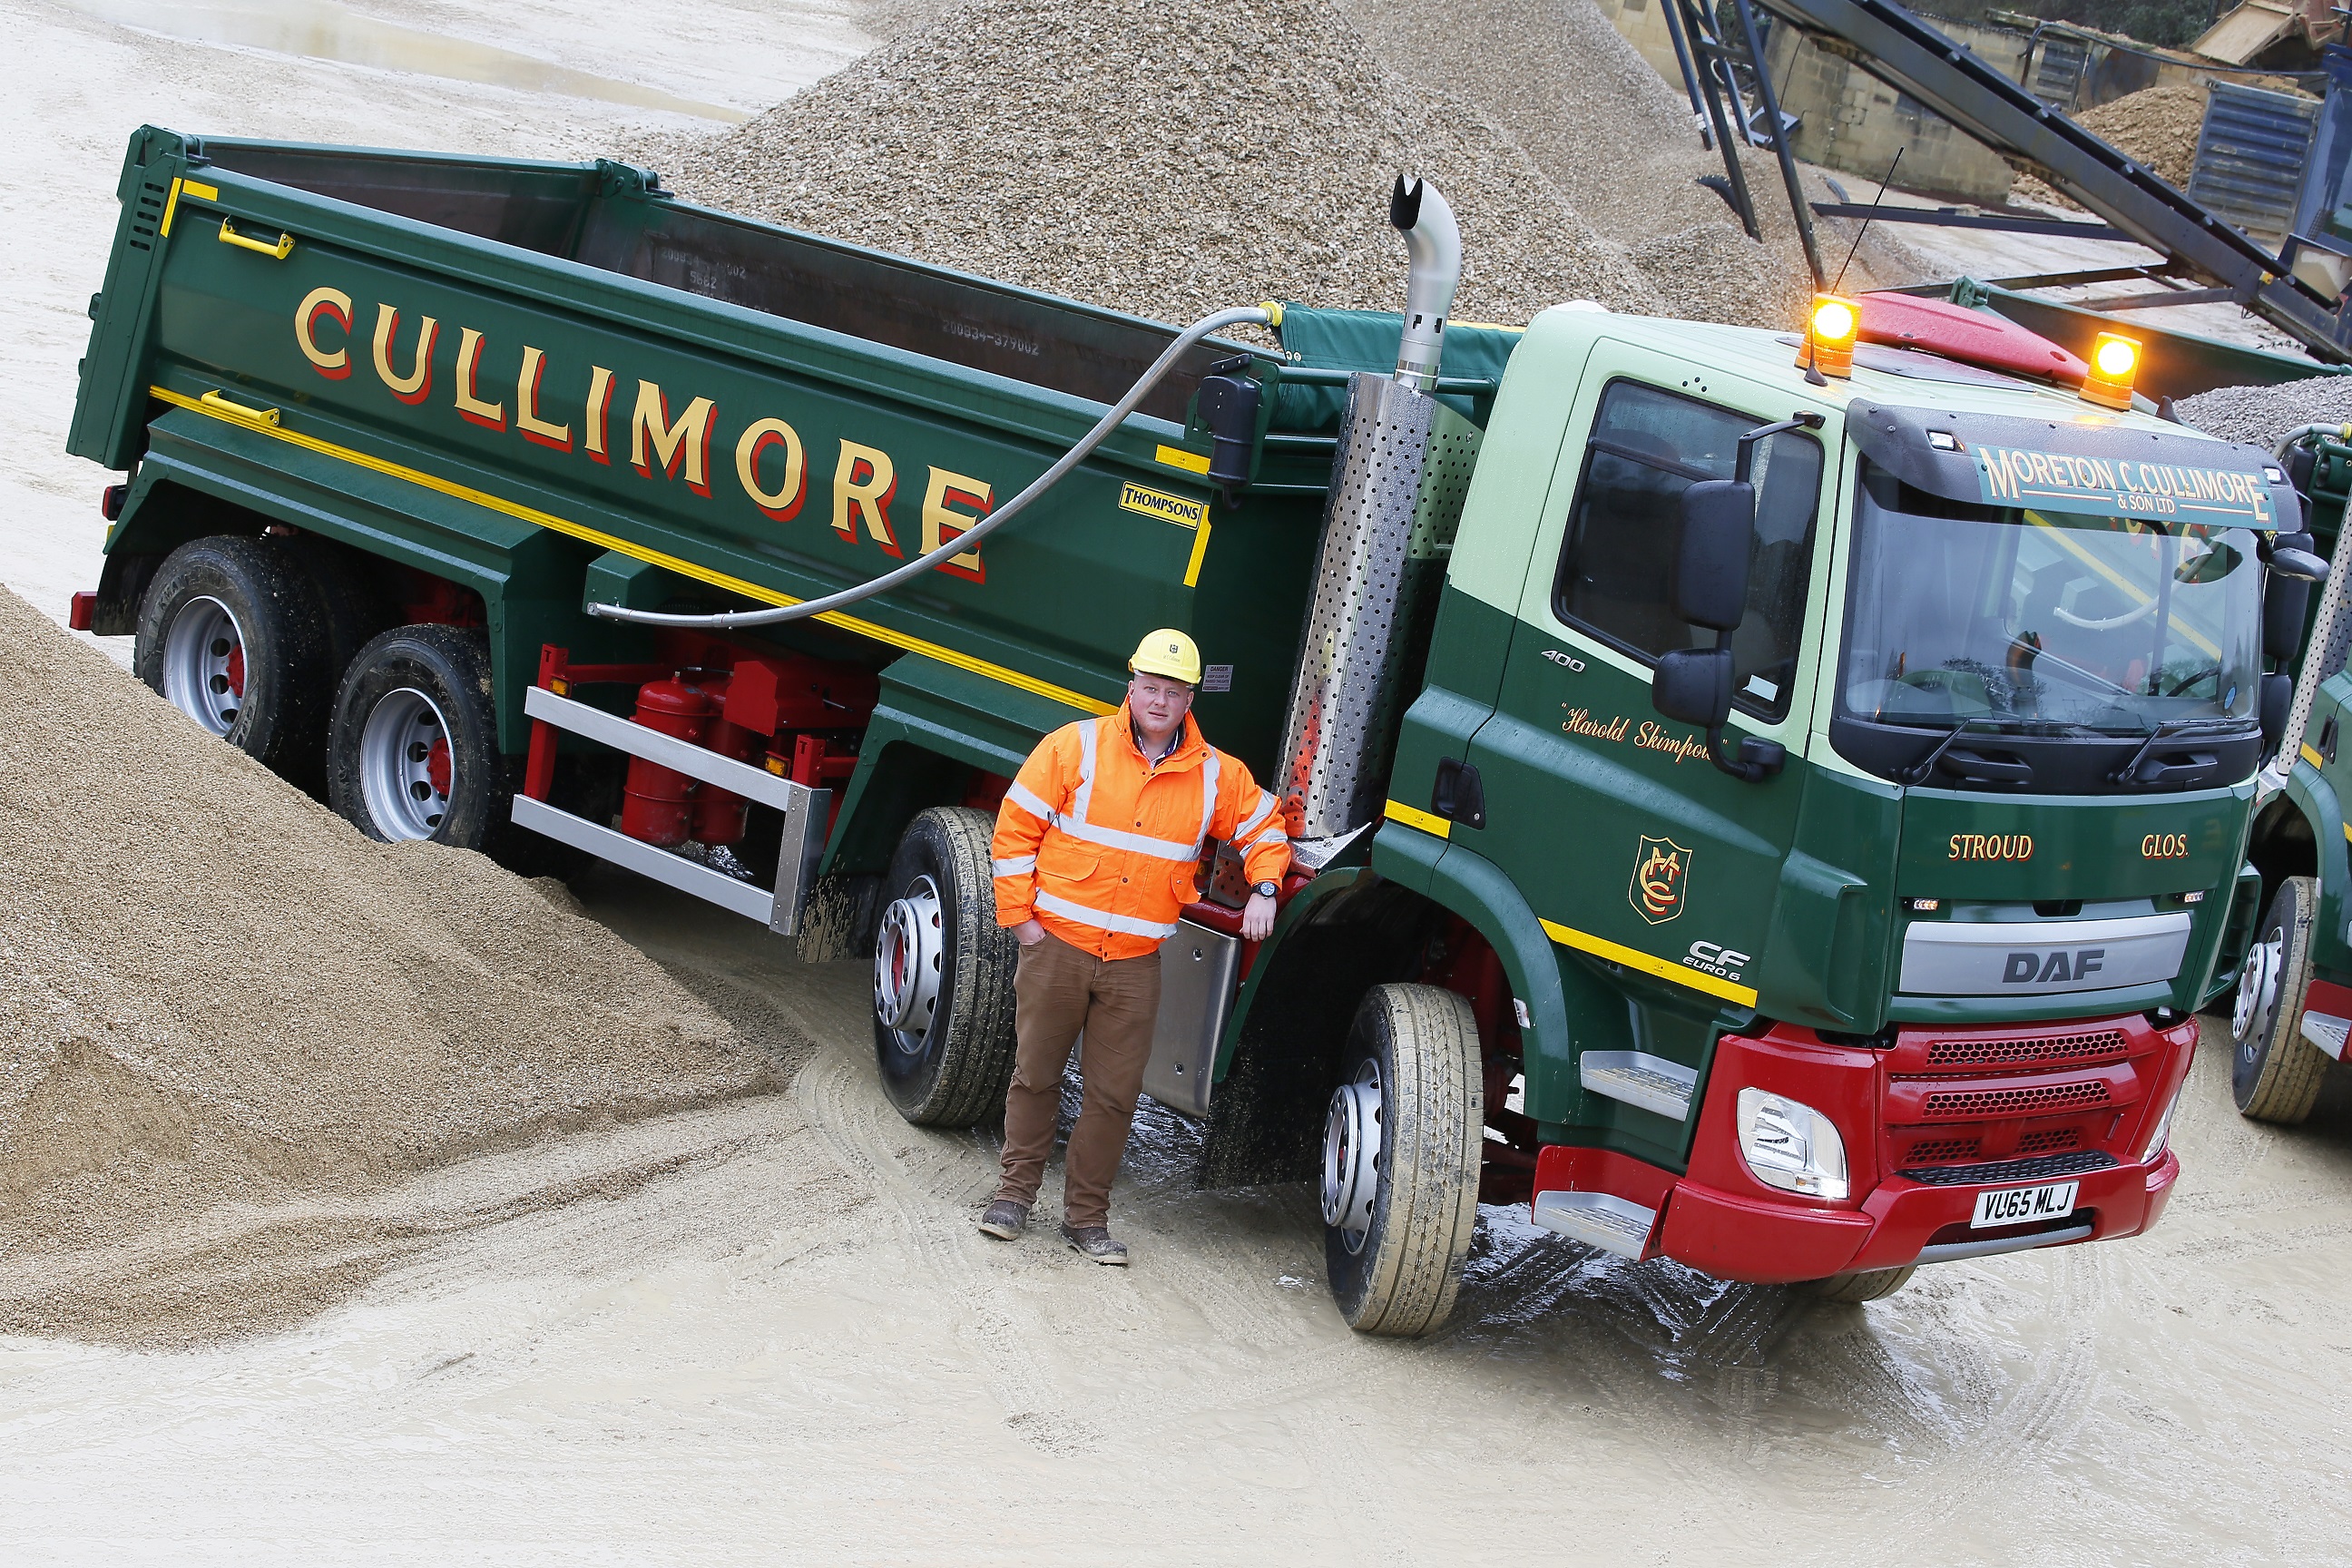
[2231,875,2331,1124]
[1802,1265,1916,1304]
[1322,984,1483,1337]
[327,624,506,851]
[134,535,329,776]
[871,807,1018,1126]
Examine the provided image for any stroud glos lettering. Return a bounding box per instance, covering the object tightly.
[1975,442,2275,526]
[292,283,1001,581]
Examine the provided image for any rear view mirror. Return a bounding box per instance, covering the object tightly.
[1673,480,1756,631]
[1654,647,1734,730]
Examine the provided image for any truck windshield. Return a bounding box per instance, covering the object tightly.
[1840,463,2262,734]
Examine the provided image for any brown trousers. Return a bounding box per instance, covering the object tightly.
[994,931,1162,1229]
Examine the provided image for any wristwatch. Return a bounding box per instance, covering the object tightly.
[1251,881,1279,899]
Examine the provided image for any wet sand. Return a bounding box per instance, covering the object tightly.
[6,876,2350,1563]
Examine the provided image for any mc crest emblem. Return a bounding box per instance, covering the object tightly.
[1630,836,1690,925]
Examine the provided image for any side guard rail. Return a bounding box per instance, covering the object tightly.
[510,685,830,935]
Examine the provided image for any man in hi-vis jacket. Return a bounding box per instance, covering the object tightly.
[979,629,1291,1263]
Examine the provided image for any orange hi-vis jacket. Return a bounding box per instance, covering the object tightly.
[992,705,1292,961]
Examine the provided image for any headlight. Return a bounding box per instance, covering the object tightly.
[2141,1078,2184,1162]
[1737,1087,1849,1200]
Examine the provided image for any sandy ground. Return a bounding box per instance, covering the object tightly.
[7,2,2352,1563]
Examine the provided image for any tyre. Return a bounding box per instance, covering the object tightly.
[871,807,1019,1126]
[2230,875,2331,1124]
[327,624,508,851]
[281,534,395,694]
[1322,984,1483,1337]
[1802,1265,1916,1304]
[134,535,331,776]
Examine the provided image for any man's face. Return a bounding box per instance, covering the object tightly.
[1128,671,1195,733]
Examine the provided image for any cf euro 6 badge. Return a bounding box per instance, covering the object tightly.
[1684,941,1749,982]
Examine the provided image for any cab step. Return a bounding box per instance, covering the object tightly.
[1529,1190,1659,1259]
[1578,1050,1698,1120]
[2302,1010,2350,1061]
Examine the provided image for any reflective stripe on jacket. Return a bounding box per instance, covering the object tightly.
[992,704,1291,960]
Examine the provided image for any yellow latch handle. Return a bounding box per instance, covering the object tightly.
[217,218,295,260]
[198,390,281,426]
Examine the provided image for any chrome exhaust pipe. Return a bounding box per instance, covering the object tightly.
[1390,175,1460,393]
[1270,180,1482,868]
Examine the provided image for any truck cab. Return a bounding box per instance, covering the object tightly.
[1276,300,2291,1309]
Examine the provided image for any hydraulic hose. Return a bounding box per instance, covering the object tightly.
[585,303,1280,631]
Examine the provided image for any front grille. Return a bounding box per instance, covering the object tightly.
[1921,1081,2112,1119]
[2017,1126,2082,1155]
[1899,1150,2120,1186]
[1925,1029,2128,1070]
[1904,1136,1983,1165]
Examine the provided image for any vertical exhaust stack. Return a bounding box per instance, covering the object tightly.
[1390,176,1461,393]
[1270,177,1483,869]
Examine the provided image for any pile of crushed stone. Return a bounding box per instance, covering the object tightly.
[2177,373,2352,446]
[0,585,781,1342]
[644,0,1921,331]
[2014,83,2210,209]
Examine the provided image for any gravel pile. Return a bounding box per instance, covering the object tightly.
[651,0,1674,327]
[0,585,778,1340]
[2014,83,2209,209]
[2176,374,2352,446]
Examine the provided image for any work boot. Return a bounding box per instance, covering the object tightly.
[977,1200,1029,1240]
[1059,1222,1128,1266]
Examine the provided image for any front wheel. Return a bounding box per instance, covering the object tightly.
[1801,1265,1916,1304]
[871,807,1019,1127]
[1322,984,1483,1337]
[2231,875,2331,1124]
[327,624,507,851]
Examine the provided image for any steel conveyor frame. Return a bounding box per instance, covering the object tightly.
[1754,0,2352,360]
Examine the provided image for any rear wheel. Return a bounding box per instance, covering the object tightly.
[872,807,1019,1126]
[327,624,507,851]
[134,535,329,776]
[1802,1265,1916,1304]
[1323,984,1483,1337]
[2232,875,2331,1124]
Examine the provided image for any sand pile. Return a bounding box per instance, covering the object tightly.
[2177,373,2352,446]
[653,0,1671,326]
[0,585,782,1341]
[2015,83,2209,209]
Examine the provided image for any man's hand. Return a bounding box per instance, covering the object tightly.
[1241,892,1277,942]
[1014,917,1046,947]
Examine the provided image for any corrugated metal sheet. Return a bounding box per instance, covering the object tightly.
[2189,82,2319,247]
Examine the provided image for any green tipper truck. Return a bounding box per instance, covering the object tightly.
[69,126,2304,1332]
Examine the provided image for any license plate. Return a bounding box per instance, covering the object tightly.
[1971,1180,2078,1229]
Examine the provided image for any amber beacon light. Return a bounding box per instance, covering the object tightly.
[1798,294,1860,377]
[2080,330,2141,409]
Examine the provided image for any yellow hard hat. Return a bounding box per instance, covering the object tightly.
[1129,628,1202,685]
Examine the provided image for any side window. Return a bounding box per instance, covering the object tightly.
[1551,378,1824,720]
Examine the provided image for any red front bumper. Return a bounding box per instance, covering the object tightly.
[1533,1014,2195,1285]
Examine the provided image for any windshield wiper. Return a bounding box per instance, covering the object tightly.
[1901,718,1995,786]
[2109,717,2234,787]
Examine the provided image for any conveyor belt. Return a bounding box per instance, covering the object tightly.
[1755,0,2352,360]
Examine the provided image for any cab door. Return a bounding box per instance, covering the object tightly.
[1460,343,1835,1146]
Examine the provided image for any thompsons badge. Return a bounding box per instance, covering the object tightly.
[1630,836,1690,925]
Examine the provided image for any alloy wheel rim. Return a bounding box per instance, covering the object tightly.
[2234,930,2284,1053]
[873,876,946,1052]
[357,687,455,841]
[160,595,247,738]
[1320,1060,1383,1251]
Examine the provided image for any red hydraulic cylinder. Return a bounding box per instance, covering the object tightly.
[690,673,761,848]
[621,676,715,848]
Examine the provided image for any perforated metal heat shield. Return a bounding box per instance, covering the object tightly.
[1273,372,1481,862]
